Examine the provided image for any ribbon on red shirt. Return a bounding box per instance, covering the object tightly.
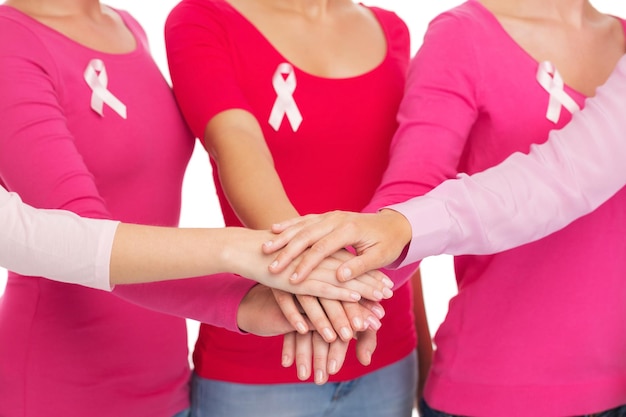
[268,63,302,132]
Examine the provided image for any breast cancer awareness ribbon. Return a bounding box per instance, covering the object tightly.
[83,58,127,119]
[536,61,580,124]
[268,63,302,132]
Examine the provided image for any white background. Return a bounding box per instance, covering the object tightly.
[1,0,625,377]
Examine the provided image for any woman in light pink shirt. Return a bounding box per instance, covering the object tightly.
[267,0,626,415]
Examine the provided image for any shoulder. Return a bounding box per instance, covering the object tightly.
[0,6,43,41]
[416,1,499,68]
[165,0,241,47]
[365,6,410,59]
[0,7,54,64]
[167,0,236,29]
[425,1,494,42]
[366,6,408,31]
[110,8,149,47]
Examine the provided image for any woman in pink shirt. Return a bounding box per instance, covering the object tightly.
[267,0,626,415]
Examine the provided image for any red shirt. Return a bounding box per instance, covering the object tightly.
[166,0,417,383]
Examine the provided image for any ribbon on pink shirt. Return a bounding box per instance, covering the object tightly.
[84,59,127,119]
[268,63,302,132]
[536,61,580,123]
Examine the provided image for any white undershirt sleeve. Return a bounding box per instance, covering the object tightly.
[0,187,119,291]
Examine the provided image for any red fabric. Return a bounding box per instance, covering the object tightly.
[167,0,417,383]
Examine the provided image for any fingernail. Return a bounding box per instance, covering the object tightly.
[372,306,385,319]
[264,240,273,248]
[383,277,394,288]
[315,369,324,384]
[341,268,352,280]
[298,365,308,380]
[340,326,352,340]
[366,316,381,330]
[382,287,393,299]
[269,260,278,269]
[322,327,334,341]
[296,322,307,333]
[364,350,372,365]
[373,290,383,300]
[329,359,338,374]
[290,272,298,281]
[352,316,363,331]
[350,292,361,301]
[282,354,290,367]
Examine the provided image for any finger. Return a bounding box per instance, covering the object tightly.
[290,252,394,302]
[295,331,313,381]
[262,255,364,302]
[263,215,321,257]
[329,251,394,287]
[263,224,305,256]
[272,289,309,334]
[269,227,350,278]
[270,213,317,234]
[358,298,386,321]
[288,231,357,282]
[312,332,330,385]
[318,298,353,341]
[281,332,296,368]
[290,279,362,302]
[329,270,393,302]
[355,328,378,366]
[336,250,390,282]
[343,300,381,333]
[297,295,337,342]
[327,337,349,375]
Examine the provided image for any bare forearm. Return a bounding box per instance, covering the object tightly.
[109,224,262,284]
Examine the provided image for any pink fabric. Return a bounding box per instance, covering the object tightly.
[388,54,626,265]
[367,1,626,415]
[0,186,118,290]
[166,0,417,384]
[0,6,251,417]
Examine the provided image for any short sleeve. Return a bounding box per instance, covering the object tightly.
[165,1,253,138]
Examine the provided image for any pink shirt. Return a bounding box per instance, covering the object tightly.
[368,2,626,415]
[166,0,417,383]
[0,186,118,290]
[389,54,626,264]
[0,7,252,416]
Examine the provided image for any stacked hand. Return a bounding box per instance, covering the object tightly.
[233,227,397,384]
[263,209,412,281]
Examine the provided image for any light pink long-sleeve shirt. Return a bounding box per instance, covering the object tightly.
[368,1,626,415]
[0,186,118,290]
[388,53,626,266]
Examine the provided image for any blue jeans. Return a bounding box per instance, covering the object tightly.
[419,398,626,417]
[419,399,458,417]
[172,409,190,417]
[191,350,417,417]
[584,405,626,417]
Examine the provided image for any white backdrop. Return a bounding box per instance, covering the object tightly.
[1,0,625,367]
